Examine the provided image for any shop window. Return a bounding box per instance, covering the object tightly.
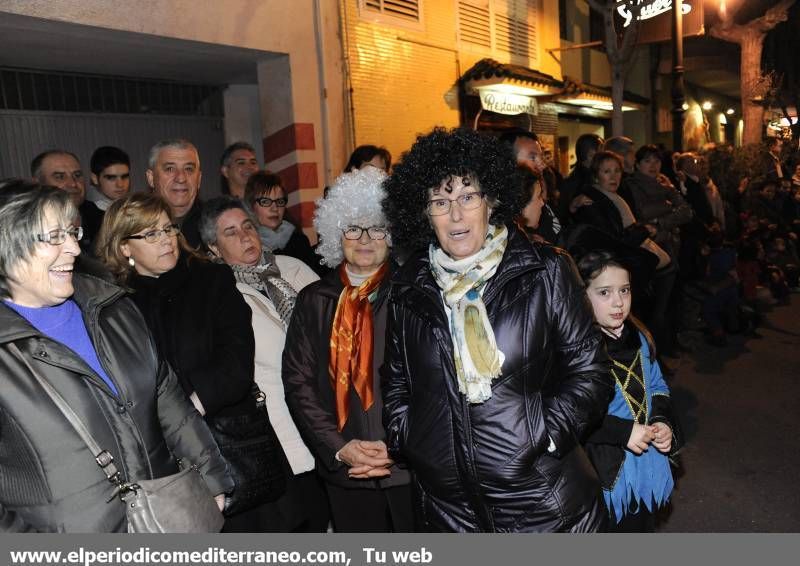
[457,0,538,64]
[360,0,422,26]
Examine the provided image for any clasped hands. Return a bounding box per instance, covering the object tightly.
[627,422,672,455]
[338,439,394,479]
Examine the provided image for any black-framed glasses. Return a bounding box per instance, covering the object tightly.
[427,192,485,216]
[341,226,388,240]
[123,224,181,244]
[254,196,287,208]
[36,226,83,245]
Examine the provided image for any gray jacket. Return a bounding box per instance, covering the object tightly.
[0,274,233,532]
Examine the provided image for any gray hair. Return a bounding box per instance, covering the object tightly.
[198,195,258,247]
[0,180,78,300]
[313,166,389,268]
[147,139,199,170]
[30,149,80,179]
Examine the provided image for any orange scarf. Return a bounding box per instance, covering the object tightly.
[329,262,388,431]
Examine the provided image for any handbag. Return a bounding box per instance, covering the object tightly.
[204,384,288,516]
[8,343,224,533]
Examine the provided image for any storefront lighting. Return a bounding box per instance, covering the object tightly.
[702,101,713,111]
[726,108,735,115]
[682,102,689,111]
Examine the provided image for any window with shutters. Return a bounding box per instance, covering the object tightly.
[359,0,423,29]
[457,0,539,65]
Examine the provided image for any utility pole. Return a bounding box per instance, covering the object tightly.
[671,0,685,152]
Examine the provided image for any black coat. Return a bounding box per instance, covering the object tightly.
[0,275,232,532]
[382,228,612,532]
[128,255,255,418]
[573,185,650,248]
[282,266,410,489]
[278,228,327,277]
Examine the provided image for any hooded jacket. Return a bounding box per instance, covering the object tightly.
[0,274,232,532]
[382,228,612,532]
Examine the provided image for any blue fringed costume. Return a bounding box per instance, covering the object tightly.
[584,321,677,528]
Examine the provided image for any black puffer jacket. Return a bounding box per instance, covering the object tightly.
[0,275,232,532]
[382,228,612,532]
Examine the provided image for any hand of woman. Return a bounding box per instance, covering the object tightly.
[650,422,673,453]
[626,423,654,454]
[569,194,593,214]
[338,439,394,479]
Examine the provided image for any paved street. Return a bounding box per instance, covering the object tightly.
[657,295,800,532]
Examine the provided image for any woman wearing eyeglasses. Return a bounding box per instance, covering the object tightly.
[282,167,413,532]
[381,128,612,532]
[94,193,266,531]
[0,181,231,532]
[245,171,324,275]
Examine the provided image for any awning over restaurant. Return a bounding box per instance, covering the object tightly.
[460,58,649,117]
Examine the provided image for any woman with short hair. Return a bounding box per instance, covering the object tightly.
[199,196,330,532]
[95,193,270,532]
[281,166,412,532]
[0,181,231,532]
[244,171,322,274]
[382,128,612,532]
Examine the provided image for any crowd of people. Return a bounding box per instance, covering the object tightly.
[0,125,795,533]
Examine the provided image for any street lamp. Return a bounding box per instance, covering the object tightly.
[672,0,685,152]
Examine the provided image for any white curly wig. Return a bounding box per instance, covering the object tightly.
[314,166,390,268]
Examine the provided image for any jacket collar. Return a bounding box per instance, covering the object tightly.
[0,274,126,344]
[395,225,546,301]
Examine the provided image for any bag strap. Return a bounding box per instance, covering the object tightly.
[7,343,123,486]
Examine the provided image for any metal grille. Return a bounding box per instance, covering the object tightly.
[0,68,224,116]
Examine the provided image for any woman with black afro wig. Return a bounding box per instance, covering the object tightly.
[382,127,523,254]
[381,127,612,532]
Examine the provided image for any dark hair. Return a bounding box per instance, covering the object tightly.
[589,150,624,181]
[219,142,256,195]
[244,171,285,208]
[517,166,544,207]
[383,127,522,253]
[576,249,655,355]
[30,150,80,179]
[634,144,662,165]
[498,129,539,147]
[90,146,130,176]
[344,145,391,172]
[575,134,604,166]
[604,136,634,156]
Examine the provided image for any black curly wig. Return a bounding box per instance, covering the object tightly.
[382,127,523,253]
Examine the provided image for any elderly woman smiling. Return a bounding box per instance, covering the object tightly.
[0,181,230,532]
[198,196,330,532]
[381,128,612,532]
[281,166,412,532]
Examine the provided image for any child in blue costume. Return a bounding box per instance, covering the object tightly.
[578,250,679,532]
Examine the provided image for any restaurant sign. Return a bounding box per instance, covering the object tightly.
[478,90,538,116]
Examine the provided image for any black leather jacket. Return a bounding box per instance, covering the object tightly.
[0,275,232,532]
[382,227,612,532]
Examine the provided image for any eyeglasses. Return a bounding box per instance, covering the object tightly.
[123,224,181,244]
[36,226,83,245]
[427,192,485,216]
[342,226,388,240]
[254,196,287,208]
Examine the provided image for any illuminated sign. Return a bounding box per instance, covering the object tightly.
[478,90,538,116]
[616,1,693,28]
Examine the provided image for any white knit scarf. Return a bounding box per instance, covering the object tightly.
[429,224,508,403]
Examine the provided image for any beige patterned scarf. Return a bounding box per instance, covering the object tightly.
[429,224,508,403]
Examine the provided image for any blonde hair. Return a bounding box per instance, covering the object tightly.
[95,192,194,284]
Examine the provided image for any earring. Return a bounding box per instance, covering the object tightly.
[128,257,135,268]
